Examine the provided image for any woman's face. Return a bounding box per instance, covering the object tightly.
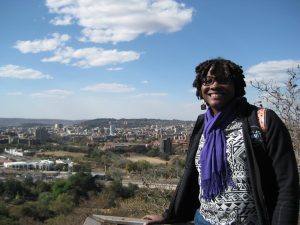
[201,65,235,115]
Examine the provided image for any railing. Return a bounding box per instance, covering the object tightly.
[83,215,193,225]
[83,215,146,225]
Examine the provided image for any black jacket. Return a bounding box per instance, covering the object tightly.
[163,101,299,225]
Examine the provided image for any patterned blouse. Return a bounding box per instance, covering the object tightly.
[195,118,258,225]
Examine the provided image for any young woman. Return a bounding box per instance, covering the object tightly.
[143,58,299,225]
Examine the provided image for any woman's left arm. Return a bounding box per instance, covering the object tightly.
[265,110,299,225]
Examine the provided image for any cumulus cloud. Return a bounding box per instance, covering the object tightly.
[42,46,140,68]
[141,80,149,84]
[31,89,73,98]
[81,83,135,93]
[245,60,300,83]
[0,65,52,79]
[50,15,73,25]
[14,33,70,53]
[46,0,193,43]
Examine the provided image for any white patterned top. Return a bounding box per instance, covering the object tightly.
[195,118,258,225]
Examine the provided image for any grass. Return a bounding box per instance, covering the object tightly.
[125,154,167,164]
[36,151,86,159]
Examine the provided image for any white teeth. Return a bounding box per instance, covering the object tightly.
[210,93,222,97]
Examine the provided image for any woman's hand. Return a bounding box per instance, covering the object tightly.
[143,214,164,225]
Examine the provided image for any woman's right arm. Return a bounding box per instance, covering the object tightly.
[143,214,164,225]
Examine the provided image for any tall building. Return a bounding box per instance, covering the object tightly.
[109,124,116,136]
[160,138,172,154]
[35,127,50,144]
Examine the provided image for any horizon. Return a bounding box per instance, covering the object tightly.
[1,0,299,120]
[0,117,194,122]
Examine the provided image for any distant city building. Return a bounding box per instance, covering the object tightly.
[0,136,9,144]
[3,160,55,170]
[5,148,24,156]
[8,135,18,144]
[35,127,50,144]
[18,138,30,145]
[4,148,34,156]
[54,123,63,129]
[110,125,116,136]
[160,138,172,154]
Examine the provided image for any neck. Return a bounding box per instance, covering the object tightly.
[210,99,237,116]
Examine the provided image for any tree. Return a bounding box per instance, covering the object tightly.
[250,66,300,163]
[51,180,68,199]
[49,193,75,215]
[21,201,54,222]
[2,178,28,201]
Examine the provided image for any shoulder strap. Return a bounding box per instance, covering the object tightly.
[247,107,267,150]
[257,108,267,133]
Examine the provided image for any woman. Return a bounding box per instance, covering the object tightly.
[143,58,299,225]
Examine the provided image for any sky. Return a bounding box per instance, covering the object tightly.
[0,0,299,121]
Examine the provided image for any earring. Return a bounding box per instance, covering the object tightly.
[201,99,207,110]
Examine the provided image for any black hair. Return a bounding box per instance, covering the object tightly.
[192,58,246,99]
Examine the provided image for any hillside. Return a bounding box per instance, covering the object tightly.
[0,118,83,128]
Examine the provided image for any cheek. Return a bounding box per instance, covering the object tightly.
[200,86,207,96]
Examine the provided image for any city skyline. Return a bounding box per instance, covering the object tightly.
[1,0,299,120]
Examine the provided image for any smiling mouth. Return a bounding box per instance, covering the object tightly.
[208,93,224,97]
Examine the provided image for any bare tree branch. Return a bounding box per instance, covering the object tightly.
[251,66,300,164]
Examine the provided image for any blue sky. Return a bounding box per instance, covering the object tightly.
[0,0,299,120]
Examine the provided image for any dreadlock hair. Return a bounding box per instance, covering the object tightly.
[193,58,246,99]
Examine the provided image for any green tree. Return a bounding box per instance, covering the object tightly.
[106,168,124,182]
[103,180,138,207]
[65,172,96,202]
[21,201,53,222]
[51,180,68,198]
[34,180,51,194]
[0,216,18,225]
[49,193,75,215]
[3,179,28,201]
[126,160,151,173]
[146,148,160,157]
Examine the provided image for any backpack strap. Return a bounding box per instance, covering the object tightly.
[247,106,267,152]
[257,108,267,132]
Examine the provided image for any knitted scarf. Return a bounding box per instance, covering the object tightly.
[200,102,237,201]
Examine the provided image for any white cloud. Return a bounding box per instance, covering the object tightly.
[50,15,73,25]
[46,0,75,10]
[14,33,70,53]
[42,46,140,68]
[134,92,168,98]
[7,92,23,96]
[245,59,300,83]
[0,65,52,79]
[106,67,123,71]
[141,80,149,84]
[31,89,73,98]
[46,0,193,43]
[81,83,135,93]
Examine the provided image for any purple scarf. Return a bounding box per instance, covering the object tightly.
[200,102,237,200]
